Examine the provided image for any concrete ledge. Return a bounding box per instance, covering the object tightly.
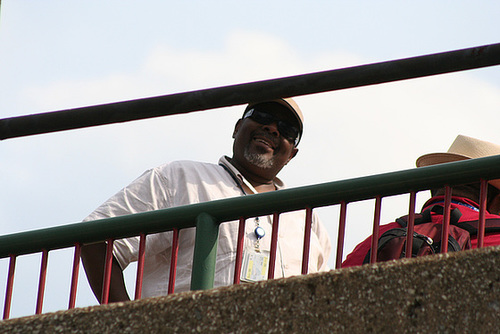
[2,246,500,333]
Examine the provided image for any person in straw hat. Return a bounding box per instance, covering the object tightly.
[342,134,500,267]
[81,98,331,303]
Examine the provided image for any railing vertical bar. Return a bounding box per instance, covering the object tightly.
[168,228,180,294]
[190,213,219,291]
[335,201,348,269]
[369,196,383,264]
[101,239,114,304]
[405,192,417,258]
[35,249,49,314]
[134,233,147,300]
[268,212,280,279]
[301,207,313,275]
[3,255,16,320]
[477,179,488,248]
[441,186,452,253]
[233,217,246,284]
[68,243,81,309]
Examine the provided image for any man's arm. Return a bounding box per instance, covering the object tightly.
[81,242,130,303]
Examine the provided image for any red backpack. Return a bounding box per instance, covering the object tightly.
[363,206,500,264]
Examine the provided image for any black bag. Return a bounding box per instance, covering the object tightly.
[363,205,500,264]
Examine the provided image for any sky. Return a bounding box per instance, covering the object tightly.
[1,1,500,318]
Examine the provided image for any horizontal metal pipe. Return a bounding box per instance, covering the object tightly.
[1,43,500,140]
[1,154,500,258]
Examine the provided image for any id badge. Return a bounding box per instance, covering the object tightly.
[240,249,270,283]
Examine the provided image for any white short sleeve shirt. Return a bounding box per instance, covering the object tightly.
[84,156,331,297]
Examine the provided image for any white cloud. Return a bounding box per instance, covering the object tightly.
[143,30,368,92]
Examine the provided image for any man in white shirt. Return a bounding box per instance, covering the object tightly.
[81,98,331,302]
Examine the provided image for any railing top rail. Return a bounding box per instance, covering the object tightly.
[1,154,500,258]
[1,43,500,140]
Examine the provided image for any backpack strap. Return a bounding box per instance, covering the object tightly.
[396,205,461,228]
[396,209,431,227]
[455,218,500,236]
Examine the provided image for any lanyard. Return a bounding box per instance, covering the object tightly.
[219,162,270,241]
[219,163,247,195]
[220,160,287,278]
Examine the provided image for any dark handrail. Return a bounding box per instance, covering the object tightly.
[1,154,500,258]
[1,43,499,140]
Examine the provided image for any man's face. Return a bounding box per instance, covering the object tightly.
[232,103,300,179]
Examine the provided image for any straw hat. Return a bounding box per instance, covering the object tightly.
[416,134,500,189]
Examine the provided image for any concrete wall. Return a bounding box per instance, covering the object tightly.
[2,245,500,333]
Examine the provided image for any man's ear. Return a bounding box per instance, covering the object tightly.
[286,147,299,165]
[232,119,242,138]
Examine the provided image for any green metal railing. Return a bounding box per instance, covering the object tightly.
[2,154,500,268]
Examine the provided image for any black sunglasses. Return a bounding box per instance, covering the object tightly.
[243,108,301,146]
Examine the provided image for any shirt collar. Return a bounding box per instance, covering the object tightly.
[218,156,285,194]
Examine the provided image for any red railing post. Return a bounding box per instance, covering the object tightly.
[36,249,49,314]
[268,212,280,279]
[335,201,348,269]
[101,239,114,304]
[477,179,488,248]
[68,243,81,309]
[405,192,417,258]
[3,254,16,320]
[233,218,246,284]
[134,233,147,300]
[440,186,452,253]
[369,196,383,264]
[301,207,313,275]
[168,229,180,294]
